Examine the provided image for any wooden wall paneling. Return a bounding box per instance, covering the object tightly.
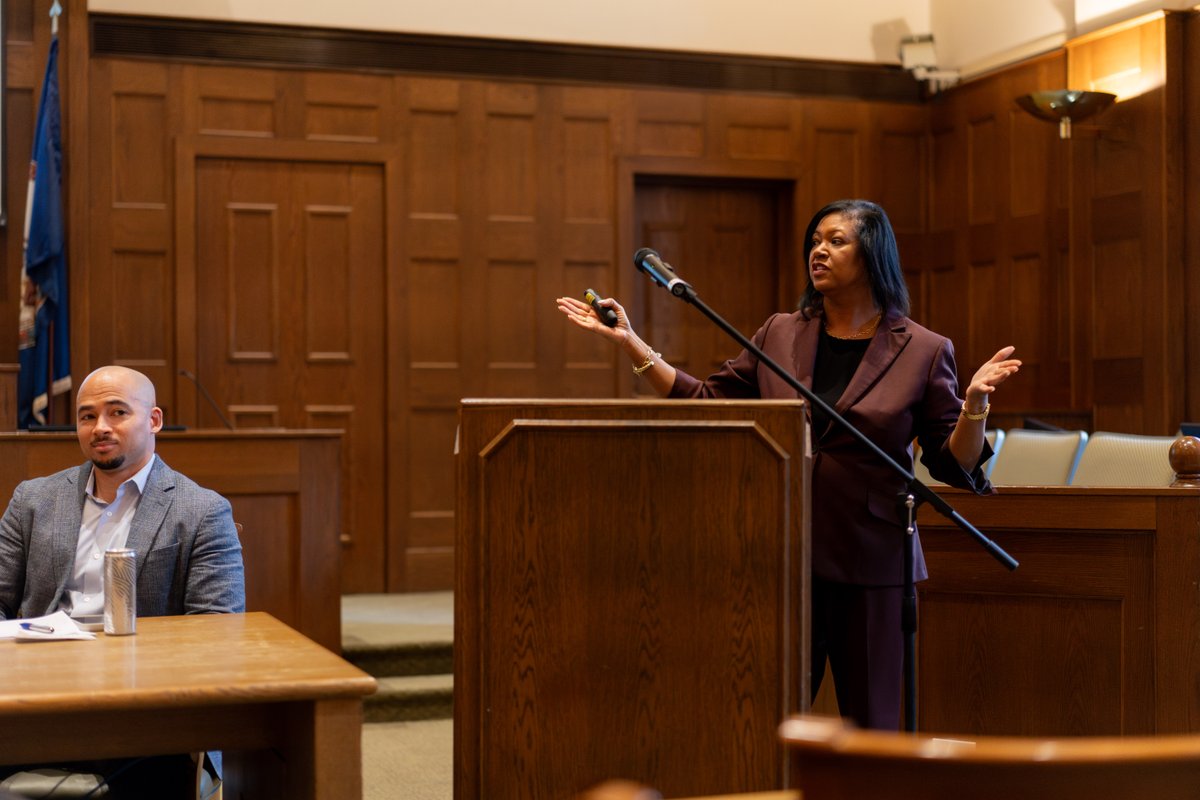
[177,136,393,593]
[1001,55,1070,411]
[381,77,410,594]
[714,94,806,306]
[302,71,392,143]
[98,59,176,410]
[190,65,279,139]
[638,178,787,381]
[397,76,470,591]
[711,93,802,163]
[634,181,781,382]
[0,0,35,375]
[924,53,1077,422]
[633,182,689,391]
[477,81,542,399]
[172,134,202,427]
[962,78,1007,384]
[867,103,928,318]
[298,161,388,592]
[630,89,706,158]
[63,0,90,400]
[921,97,969,358]
[1160,15,1187,434]
[82,48,915,595]
[554,85,621,399]
[803,100,868,214]
[1186,13,1200,424]
[615,155,801,402]
[1068,14,1182,434]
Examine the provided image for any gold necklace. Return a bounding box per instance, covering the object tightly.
[825,312,881,340]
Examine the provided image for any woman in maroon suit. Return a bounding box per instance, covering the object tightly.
[556,199,1021,730]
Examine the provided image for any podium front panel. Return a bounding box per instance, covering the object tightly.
[456,400,809,800]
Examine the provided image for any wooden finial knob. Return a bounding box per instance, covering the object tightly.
[1170,436,1200,488]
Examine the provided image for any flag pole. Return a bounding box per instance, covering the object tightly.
[48,0,63,425]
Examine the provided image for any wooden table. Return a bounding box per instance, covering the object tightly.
[0,612,377,799]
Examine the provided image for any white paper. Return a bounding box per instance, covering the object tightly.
[0,610,97,641]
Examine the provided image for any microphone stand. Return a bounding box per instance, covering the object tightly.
[645,268,1018,734]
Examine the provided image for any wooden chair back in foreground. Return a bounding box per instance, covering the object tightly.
[1069,432,1191,487]
[577,783,797,800]
[576,781,662,800]
[780,714,1200,800]
[986,428,1087,485]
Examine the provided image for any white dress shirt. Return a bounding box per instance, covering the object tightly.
[65,454,157,619]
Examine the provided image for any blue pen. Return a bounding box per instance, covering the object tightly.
[20,622,54,634]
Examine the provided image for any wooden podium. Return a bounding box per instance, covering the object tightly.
[455,399,810,799]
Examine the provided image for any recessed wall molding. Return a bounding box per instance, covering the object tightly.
[89,13,923,102]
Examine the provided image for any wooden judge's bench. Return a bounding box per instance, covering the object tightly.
[0,429,343,652]
[916,482,1200,737]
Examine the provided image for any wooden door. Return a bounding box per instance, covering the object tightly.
[633,180,783,392]
[194,158,386,593]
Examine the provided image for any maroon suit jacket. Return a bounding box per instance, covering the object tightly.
[670,310,993,586]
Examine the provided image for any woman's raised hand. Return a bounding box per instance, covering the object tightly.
[966,346,1022,406]
[555,294,630,344]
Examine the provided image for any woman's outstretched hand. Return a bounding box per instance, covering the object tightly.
[555,295,630,344]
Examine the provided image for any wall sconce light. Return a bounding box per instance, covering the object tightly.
[1015,90,1117,139]
[898,34,959,93]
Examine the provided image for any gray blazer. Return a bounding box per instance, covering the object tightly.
[0,456,246,620]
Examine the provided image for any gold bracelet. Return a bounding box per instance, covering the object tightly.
[633,348,661,376]
[961,402,989,421]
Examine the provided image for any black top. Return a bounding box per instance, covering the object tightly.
[810,328,871,443]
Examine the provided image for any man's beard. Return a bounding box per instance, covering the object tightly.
[92,454,126,471]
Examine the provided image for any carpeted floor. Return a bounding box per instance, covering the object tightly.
[343,592,453,648]
[363,718,453,800]
[346,592,455,799]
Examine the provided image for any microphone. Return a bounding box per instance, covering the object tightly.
[179,369,235,430]
[633,248,693,297]
[583,288,619,327]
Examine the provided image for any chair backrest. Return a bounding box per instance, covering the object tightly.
[912,429,1005,487]
[983,428,1004,477]
[781,714,1200,800]
[1069,431,1178,487]
[986,428,1087,485]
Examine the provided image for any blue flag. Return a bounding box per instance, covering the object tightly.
[18,37,70,428]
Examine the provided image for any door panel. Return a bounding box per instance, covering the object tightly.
[195,158,387,593]
[634,181,782,390]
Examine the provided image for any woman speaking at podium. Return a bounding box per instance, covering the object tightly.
[556,198,1020,730]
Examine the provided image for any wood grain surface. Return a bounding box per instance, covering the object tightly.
[0,612,375,799]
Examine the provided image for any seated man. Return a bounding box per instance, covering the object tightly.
[0,365,245,798]
[0,365,245,620]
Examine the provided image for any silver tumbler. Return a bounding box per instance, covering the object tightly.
[103,548,137,635]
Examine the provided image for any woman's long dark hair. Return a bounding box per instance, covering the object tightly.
[798,199,911,320]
